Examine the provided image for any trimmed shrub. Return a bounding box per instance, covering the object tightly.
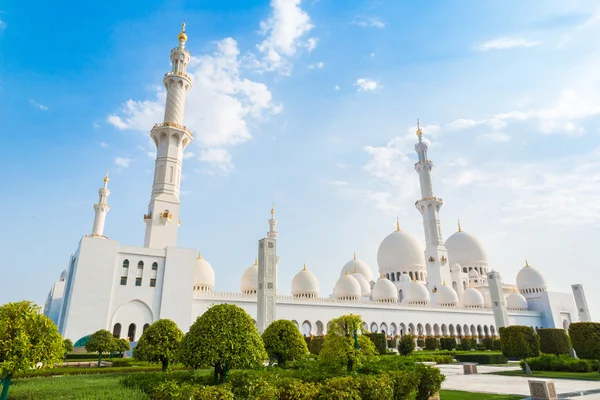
[228,371,279,399]
[387,370,419,400]
[455,353,508,365]
[499,326,540,360]
[357,374,394,400]
[424,338,438,351]
[262,320,309,365]
[318,376,361,400]
[398,335,415,356]
[364,333,387,355]
[459,338,476,351]
[523,354,599,373]
[277,377,321,400]
[439,337,456,351]
[538,328,571,356]
[416,339,425,348]
[475,344,487,351]
[491,339,501,351]
[482,337,493,350]
[410,354,454,364]
[569,322,600,360]
[308,336,324,355]
[414,364,445,400]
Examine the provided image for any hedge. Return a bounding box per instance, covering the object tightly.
[416,339,425,348]
[424,338,438,351]
[569,322,600,360]
[65,353,124,360]
[439,338,456,351]
[537,328,571,356]
[455,353,508,365]
[522,354,599,373]
[491,339,501,351]
[459,338,476,351]
[499,326,540,360]
[482,337,493,350]
[364,333,387,355]
[308,336,325,355]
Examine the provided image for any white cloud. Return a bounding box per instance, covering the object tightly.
[354,78,381,92]
[474,37,539,52]
[183,152,195,159]
[255,0,315,74]
[114,157,132,168]
[353,16,385,29]
[369,52,375,57]
[558,7,600,47]
[100,142,108,148]
[308,62,324,69]
[108,38,281,173]
[29,99,48,111]
[334,85,340,91]
[199,148,233,173]
[478,132,511,142]
[446,118,480,130]
[330,180,349,186]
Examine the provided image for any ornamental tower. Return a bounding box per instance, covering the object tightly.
[414,121,451,291]
[91,172,110,238]
[144,23,194,249]
[267,205,278,239]
[257,207,278,334]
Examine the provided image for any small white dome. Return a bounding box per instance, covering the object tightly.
[403,281,430,305]
[435,284,458,307]
[398,273,411,283]
[60,269,67,282]
[291,265,319,298]
[462,287,484,308]
[507,290,529,310]
[450,263,461,273]
[334,272,362,300]
[194,255,215,291]
[468,269,480,279]
[373,276,397,303]
[340,254,373,282]
[377,228,426,274]
[516,263,547,292]
[352,272,371,297]
[445,229,488,266]
[240,260,258,294]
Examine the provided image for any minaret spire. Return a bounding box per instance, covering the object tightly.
[91,171,111,238]
[267,204,278,239]
[414,120,451,289]
[144,24,194,249]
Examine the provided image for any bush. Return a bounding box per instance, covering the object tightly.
[482,337,493,350]
[459,338,476,351]
[537,328,571,356]
[569,322,600,360]
[277,377,321,400]
[424,338,438,351]
[364,333,387,355]
[133,319,183,372]
[416,339,425,348]
[387,370,419,400]
[318,376,361,400]
[398,335,415,356]
[410,354,454,364]
[439,337,456,351]
[308,336,324,355]
[523,354,599,373]
[228,370,279,399]
[499,326,540,360]
[491,339,501,351]
[414,364,445,400]
[357,374,394,400]
[455,353,508,365]
[262,320,308,365]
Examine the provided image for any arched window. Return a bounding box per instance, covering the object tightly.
[113,323,122,338]
[452,281,458,291]
[150,262,158,287]
[391,274,395,282]
[143,323,150,333]
[463,267,467,273]
[128,323,137,342]
[409,271,413,280]
[398,289,404,302]
[136,261,144,286]
[121,260,129,285]
[152,262,158,271]
[396,272,401,281]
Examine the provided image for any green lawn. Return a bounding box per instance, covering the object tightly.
[436,390,524,399]
[5,373,147,400]
[492,370,600,381]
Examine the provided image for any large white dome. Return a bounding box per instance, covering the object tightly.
[516,262,547,292]
[352,272,371,297]
[291,265,319,298]
[403,281,430,305]
[240,259,258,294]
[194,254,215,291]
[462,287,484,308]
[435,284,458,307]
[373,275,397,303]
[377,228,425,274]
[334,272,361,300]
[507,290,529,310]
[445,228,488,266]
[340,253,373,282]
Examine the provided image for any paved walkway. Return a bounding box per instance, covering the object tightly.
[439,365,600,399]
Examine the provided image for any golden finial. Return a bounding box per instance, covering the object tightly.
[512,287,517,293]
[458,219,462,232]
[270,203,275,216]
[254,257,258,265]
[353,265,357,274]
[178,21,188,43]
[345,268,349,275]
[416,119,423,137]
[442,280,446,286]
[353,251,357,260]
[303,263,307,271]
[396,218,401,231]
[380,272,385,279]
[525,260,530,268]
[104,170,109,184]
[197,251,202,260]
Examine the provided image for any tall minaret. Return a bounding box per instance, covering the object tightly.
[414,120,451,291]
[267,205,278,239]
[144,22,194,249]
[91,171,110,238]
[257,207,278,334]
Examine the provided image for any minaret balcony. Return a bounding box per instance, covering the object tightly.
[152,122,194,137]
[143,213,152,223]
[159,212,173,224]
[164,71,191,81]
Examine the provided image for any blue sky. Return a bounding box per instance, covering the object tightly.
[1,0,599,320]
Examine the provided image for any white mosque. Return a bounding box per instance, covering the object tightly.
[44,25,592,344]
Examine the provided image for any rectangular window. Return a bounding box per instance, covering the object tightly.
[150,279,156,288]
[120,277,127,285]
[135,278,142,287]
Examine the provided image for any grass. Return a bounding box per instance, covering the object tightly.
[435,390,524,399]
[491,370,600,381]
[5,373,148,400]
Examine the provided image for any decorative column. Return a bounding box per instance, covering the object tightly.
[91,172,110,238]
[488,270,510,328]
[257,208,277,334]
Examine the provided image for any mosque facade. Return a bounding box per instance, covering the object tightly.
[43,26,591,344]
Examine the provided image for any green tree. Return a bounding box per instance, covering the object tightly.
[85,329,116,368]
[499,326,540,373]
[398,334,416,356]
[569,322,600,360]
[179,304,267,383]
[63,338,74,359]
[318,314,377,372]
[115,338,131,358]
[0,301,65,400]
[537,328,571,356]
[133,319,183,372]
[261,319,308,365]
